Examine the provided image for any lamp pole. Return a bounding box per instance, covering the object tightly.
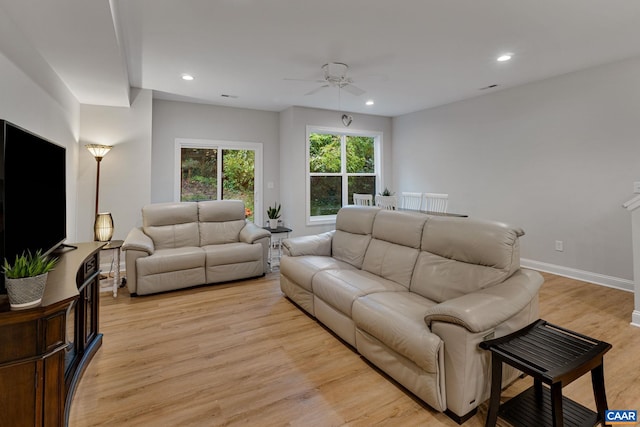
[94,155,103,219]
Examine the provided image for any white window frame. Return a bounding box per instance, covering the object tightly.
[306,126,383,226]
[174,138,264,225]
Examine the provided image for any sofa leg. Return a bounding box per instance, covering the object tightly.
[444,408,477,424]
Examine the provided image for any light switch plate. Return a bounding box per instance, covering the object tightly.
[634,182,640,194]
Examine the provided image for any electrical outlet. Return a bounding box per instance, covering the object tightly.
[634,182,640,194]
[555,240,564,252]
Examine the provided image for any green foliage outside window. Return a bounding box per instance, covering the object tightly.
[181,147,255,221]
[309,133,341,173]
[181,148,218,202]
[309,133,377,216]
[310,176,342,216]
[346,136,375,173]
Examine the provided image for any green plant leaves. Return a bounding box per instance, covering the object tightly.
[3,250,58,279]
[267,203,281,219]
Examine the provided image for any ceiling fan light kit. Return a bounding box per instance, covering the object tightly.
[288,62,366,97]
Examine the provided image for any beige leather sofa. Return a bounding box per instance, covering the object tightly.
[279,206,543,423]
[123,200,270,296]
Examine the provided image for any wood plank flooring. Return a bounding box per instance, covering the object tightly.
[69,272,640,426]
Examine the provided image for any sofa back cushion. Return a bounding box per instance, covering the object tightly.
[362,210,427,288]
[198,200,246,245]
[143,202,200,249]
[332,206,378,268]
[410,216,523,303]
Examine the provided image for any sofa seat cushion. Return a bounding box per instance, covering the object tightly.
[313,269,407,318]
[203,242,261,266]
[353,291,441,373]
[280,255,356,292]
[136,247,205,276]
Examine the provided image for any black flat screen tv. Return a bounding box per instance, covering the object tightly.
[0,120,67,294]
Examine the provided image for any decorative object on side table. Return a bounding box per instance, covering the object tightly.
[267,203,281,229]
[379,187,394,197]
[94,212,114,242]
[3,249,57,310]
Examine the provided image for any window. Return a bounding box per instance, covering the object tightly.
[175,139,262,223]
[306,126,381,224]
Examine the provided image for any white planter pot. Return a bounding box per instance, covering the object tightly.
[5,272,48,310]
[268,219,278,229]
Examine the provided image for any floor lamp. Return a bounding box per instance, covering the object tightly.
[85,144,114,241]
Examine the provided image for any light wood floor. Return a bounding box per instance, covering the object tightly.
[69,272,640,426]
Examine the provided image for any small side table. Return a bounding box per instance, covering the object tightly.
[479,319,611,427]
[262,226,292,271]
[101,239,123,297]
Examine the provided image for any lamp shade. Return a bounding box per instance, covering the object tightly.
[94,212,114,242]
[86,144,112,159]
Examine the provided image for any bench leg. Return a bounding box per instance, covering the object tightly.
[485,356,503,427]
[534,378,543,405]
[591,362,609,423]
[550,383,564,427]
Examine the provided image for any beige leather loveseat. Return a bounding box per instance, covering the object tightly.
[279,206,543,422]
[123,200,270,296]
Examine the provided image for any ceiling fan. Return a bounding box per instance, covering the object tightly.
[286,62,366,96]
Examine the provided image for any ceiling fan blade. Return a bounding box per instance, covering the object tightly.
[304,85,330,96]
[342,84,365,96]
[284,77,326,83]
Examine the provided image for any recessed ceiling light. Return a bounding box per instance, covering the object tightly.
[365,100,374,106]
[497,54,512,62]
[181,74,194,81]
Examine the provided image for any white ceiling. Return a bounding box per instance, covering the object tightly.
[2,0,640,116]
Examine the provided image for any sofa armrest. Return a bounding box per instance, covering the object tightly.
[122,227,155,255]
[424,268,543,333]
[282,231,335,257]
[239,221,271,244]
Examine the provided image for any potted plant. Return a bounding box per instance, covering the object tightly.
[266,203,281,230]
[378,187,395,196]
[3,250,57,310]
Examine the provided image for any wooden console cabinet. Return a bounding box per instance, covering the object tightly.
[0,242,104,427]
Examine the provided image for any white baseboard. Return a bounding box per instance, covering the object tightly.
[521,258,635,293]
[632,310,640,328]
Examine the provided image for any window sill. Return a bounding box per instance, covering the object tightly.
[307,215,337,227]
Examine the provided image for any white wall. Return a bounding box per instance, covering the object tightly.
[151,100,280,223]
[280,106,393,237]
[78,88,153,242]
[0,12,81,245]
[393,57,640,288]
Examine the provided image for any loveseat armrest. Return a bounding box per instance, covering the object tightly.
[282,231,335,257]
[239,221,271,244]
[424,268,543,333]
[123,227,155,255]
